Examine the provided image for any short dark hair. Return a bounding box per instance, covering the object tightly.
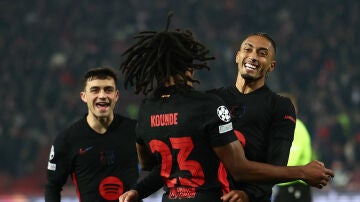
[246,32,277,54]
[120,12,214,95]
[83,67,118,89]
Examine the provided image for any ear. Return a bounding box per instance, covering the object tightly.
[267,61,276,73]
[235,51,240,63]
[114,90,120,102]
[80,91,87,103]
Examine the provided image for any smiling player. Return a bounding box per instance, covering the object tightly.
[45,67,139,202]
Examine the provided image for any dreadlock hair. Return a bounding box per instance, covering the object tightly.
[120,12,214,95]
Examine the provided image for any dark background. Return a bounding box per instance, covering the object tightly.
[0,0,359,197]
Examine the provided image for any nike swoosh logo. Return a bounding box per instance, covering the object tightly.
[79,146,93,155]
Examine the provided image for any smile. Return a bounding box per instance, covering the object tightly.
[244,63,257,70]
[96,102,110,111]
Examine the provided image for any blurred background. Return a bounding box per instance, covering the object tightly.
[0,0,359,201]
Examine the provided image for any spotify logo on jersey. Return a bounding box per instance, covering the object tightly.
[99,176,124,200]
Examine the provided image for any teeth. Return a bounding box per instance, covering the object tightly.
[245,63,256,70]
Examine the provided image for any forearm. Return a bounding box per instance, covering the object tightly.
[133,165,163,199]
[44,182,62,202]
[215,141,302,184]
[234,160,304,183]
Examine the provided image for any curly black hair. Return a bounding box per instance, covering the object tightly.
[120,12,214,95]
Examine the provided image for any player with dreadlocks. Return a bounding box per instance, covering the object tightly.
[119,13,334,202]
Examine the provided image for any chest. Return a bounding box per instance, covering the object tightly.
[68,130,136,168]
[226,95,273,126]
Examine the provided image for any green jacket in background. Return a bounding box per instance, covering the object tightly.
[278,118,312,186]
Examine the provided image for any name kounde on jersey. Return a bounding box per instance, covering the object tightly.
[151,112,179,127]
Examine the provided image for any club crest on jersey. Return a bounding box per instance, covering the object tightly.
[100,151,115,165]
[217,106,231,122]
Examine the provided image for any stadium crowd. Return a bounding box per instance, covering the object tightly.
[0,0,359,195]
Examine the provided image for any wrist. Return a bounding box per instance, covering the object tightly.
[298,166,306,181]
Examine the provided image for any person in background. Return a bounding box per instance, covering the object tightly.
[272,92,313,202]
[45,67,139,202]
[117,13,333,202]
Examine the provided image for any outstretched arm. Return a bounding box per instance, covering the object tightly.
[213,140,334,188]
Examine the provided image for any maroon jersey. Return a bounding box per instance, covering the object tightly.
[136,86,237,201]
[45,114,139,202]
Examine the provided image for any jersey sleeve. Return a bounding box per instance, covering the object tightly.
[202,95,238,147]
[267,96,296,165]
[133,165,164,199]
[44,133,71,202]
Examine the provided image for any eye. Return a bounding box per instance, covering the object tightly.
[258,50,268,57]
[90,87,100,93]
[243,47,251,52]
[104,87,115,93]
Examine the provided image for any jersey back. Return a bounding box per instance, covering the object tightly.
[137,89,237,201]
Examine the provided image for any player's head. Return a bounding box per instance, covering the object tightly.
[80,67,119,120]
[120,12,214,95]
[236,32,277,83]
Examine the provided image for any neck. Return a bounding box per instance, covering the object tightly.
[86,113,113,134]
[235,74,265,94]
[164,75,193,87]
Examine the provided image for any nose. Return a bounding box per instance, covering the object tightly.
[248,57,257,62]
[98,89,107,98]
[244,50,258,62]
[248,52,258,62]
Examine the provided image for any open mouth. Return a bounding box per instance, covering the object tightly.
[244,63,257,70]
[96,102,110,111]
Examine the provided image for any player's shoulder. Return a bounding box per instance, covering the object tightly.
[270,92,296,117]
[263,86,291,104]
[188,89,227,106]
[61,117,86,135]
[206,86,236,96]
[51,116,86,145]
[261,87,294,111]
[114,113,136,124]
[110,114,137,135]
[274,92,294,106]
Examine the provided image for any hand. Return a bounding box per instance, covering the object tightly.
[221,190,249,202]
[302,160,334,189]
[119,190,139,202]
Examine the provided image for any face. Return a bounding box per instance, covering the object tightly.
[80,77,119,120]
[236,35,276,83]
